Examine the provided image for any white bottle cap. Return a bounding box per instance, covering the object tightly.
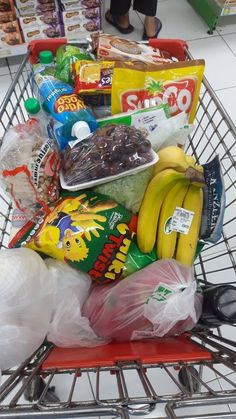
[71,121,91,141]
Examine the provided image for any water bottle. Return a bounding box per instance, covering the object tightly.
[24,98,49,137]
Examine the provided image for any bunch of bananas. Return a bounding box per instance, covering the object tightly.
[137,146,204,267]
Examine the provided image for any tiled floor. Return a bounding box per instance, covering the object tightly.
[0,1,236,418]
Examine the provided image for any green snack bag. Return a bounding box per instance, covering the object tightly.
[123,238,157,278]
[55,44,93,85]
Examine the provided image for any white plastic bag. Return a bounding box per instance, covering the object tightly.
[0,248,54,370]
[46,259,106,347]
[152,112,194,151]
[83,259,202,341]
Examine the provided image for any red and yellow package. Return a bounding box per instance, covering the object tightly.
[111,60,205,123]
[74,60,114,94]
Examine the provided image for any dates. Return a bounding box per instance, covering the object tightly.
[61,124,153,186]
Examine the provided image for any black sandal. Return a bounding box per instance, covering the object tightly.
[105,10,134,35]
[142,17,162,41]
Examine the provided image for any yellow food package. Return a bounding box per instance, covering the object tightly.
[111,60,205,123]
[74,60,114,94]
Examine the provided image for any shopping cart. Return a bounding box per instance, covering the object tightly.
[0,38,236,419]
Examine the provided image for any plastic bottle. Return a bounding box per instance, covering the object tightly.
[199,285,236,328]
[39,50,53,65]
[24,98,49,137]
[32,51,55,99]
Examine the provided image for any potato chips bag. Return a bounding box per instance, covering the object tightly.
[74,60,114,94]
[9,191,137,284]
[111,60,205,123]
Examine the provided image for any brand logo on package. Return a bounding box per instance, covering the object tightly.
[121,77,197,116]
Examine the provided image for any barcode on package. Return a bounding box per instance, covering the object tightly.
[170,207,194,234]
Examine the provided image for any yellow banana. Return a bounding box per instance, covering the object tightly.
[157,180,189,259]
[137,169,187,253]
[175,184,203,266]
[154,146,189,175]
[185,155,196,167]
[195,164,204,173]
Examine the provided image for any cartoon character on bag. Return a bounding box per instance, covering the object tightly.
[33,193,117,262]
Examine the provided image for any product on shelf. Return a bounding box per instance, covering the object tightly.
[19,12,62,29]
[63,8,101,40]
[0,19,21,34]
[59,0,101,9]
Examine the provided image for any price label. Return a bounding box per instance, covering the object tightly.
[170,207,194,234]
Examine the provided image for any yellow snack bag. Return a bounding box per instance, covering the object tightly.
[74,60,114,94]
[111,60,205,123]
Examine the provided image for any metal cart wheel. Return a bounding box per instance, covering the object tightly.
[23,376,60,403]
[178,366,200,394]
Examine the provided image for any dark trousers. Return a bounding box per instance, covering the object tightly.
[110,0,158,17]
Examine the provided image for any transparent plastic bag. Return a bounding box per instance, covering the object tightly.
[152,112,194,151]
[83,259,202,341]
[61,124,154,187]
[0,248,54,370]
[0,124,60,220]
[46,259,106,347]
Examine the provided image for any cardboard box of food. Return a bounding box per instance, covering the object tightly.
[19,11,61,29]
[60,0,100,10]
[0,18,21,33]
[22,23,64,41]
[62,7,100,22]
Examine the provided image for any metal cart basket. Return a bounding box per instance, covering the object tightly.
[0,39,236,419]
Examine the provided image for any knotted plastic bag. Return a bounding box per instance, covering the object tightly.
[83,259,202,341]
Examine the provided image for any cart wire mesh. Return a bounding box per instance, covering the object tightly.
[0,50,236,419]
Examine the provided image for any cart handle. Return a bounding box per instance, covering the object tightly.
[28,38,67,64]
[148,38,188,61]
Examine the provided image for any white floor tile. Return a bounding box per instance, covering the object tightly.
[7,56,23,74]
[156,0,211,40]
[188,35,236,90]
[215,87,236,126]
[222,32,236,56]
[0,58,9,76]
[0,74,12,102]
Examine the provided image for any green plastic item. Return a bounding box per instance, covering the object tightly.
[24,98,41,115]
[187,0,221,33]
[39,50,54,65]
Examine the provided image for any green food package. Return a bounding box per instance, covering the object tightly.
[95,167,153,214]
[9,190,137,284]
[123,238,157,277]
[55,44,93,85]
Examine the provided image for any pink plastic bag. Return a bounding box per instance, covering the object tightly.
[83,259,202,341]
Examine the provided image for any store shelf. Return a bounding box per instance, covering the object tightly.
[0,43,27,59]
[188,0,236,32]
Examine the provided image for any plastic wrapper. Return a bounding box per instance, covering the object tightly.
[200,156,225,243]
[9,191,137,284]
[55,44,93,85]
[61,124,155,188]
[151,112,194,151]
[95,167,153,214]
[34,71,97,149]
[46,259,106,347]
[0,124,60,221]
[111,60,205,124]
[74,60,114,94]
[0,248,54,369]
[90,33,174,65]
[83,259,203,341]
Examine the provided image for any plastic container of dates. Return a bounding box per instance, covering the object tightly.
[60,124,159,191]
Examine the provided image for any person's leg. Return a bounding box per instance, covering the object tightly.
[133,0,161,39]
[105,0,133,34]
